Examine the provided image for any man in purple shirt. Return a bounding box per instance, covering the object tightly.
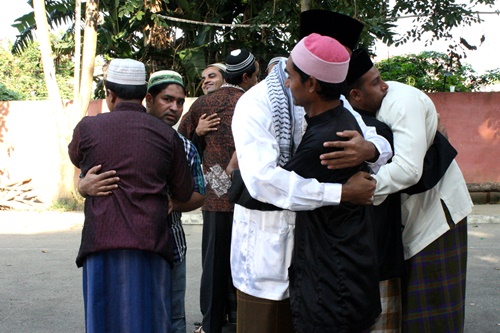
[68,59,194,333]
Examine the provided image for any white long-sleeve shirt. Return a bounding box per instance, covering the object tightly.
[230,79,393,300]
[373,82,473,259]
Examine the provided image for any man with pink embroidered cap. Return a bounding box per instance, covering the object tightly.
[230,11,386,332]
[281,33,381,332]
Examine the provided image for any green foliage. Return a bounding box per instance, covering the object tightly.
[49,195,84,212]
[377,51,499,92]
[0,83,23,101]
[478,68,500,86]
[9,0,498,97]
[0,40,74,101]
[390,0,495,46]
[11,0,76,55]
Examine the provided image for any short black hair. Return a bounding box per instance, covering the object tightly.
[148,83,187,100]
[342,76,364,102]
[225,61,257,85]
[104,80,147,100]
[292,63,345,101]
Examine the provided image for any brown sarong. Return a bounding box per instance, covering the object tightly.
[236,289,294,333]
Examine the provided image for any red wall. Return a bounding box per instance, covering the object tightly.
[85,93,500,183]
[0,93,498,203]
[428,92,499,183]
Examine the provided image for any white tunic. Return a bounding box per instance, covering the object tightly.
[373,81,473,259]
[231,79,393,301]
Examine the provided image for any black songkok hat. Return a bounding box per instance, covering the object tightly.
[225,49,256,74]
[299,10,364,51]
[345,49,374,86]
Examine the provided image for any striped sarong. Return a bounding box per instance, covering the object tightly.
[401,210,467,333]
[370,278,402,332]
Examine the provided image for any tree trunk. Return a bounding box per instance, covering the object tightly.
[33,0,75,203]
[33,0,64,109]
[73,0,82,120]
[300,0,312,12]
[78,0,99,119]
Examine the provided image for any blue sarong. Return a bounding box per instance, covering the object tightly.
[83,249,172,333]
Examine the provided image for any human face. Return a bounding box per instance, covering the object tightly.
[357,67,389,113]
[284,57,309,107]
[146,84,186,127]
[201,67,224,94]
[241,61,260,91]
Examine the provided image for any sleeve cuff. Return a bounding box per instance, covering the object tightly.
[323,183,342,206]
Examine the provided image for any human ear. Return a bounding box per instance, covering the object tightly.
[351,89,362,101]
[145,93,153,108]
[107,90,118,103]
[308,77,318,93]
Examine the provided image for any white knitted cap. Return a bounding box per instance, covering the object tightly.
[106,59,146,85]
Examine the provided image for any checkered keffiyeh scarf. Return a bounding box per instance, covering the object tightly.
[265,59,293,167]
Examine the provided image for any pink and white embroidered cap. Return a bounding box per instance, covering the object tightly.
[290,33,350,84]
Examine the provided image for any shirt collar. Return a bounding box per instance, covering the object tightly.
[113,101,147,113]
[353,107,375,118]
[305,104,344,126]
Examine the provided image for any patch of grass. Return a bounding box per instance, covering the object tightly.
[49,196,84,212]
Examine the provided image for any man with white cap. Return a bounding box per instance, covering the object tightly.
[201,63,226,95]
[283,31,381,333]
[178,49,260,333]
[192,63,227,150]
[229,10,390,333]
[68,59,194,332]
[78,69,206,333]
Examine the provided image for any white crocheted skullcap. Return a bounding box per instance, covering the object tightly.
[106,58,146,85]
[207,63,227,73]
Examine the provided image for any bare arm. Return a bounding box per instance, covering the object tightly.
[78,165,119,197]
[226,151,239,176]
[320,130,378,170]
[171,192,205,212]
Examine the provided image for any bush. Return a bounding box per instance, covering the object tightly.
[49,196,84,212]
[0,83,23,101]
[0,40,74,101]
[377,51,488,92]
